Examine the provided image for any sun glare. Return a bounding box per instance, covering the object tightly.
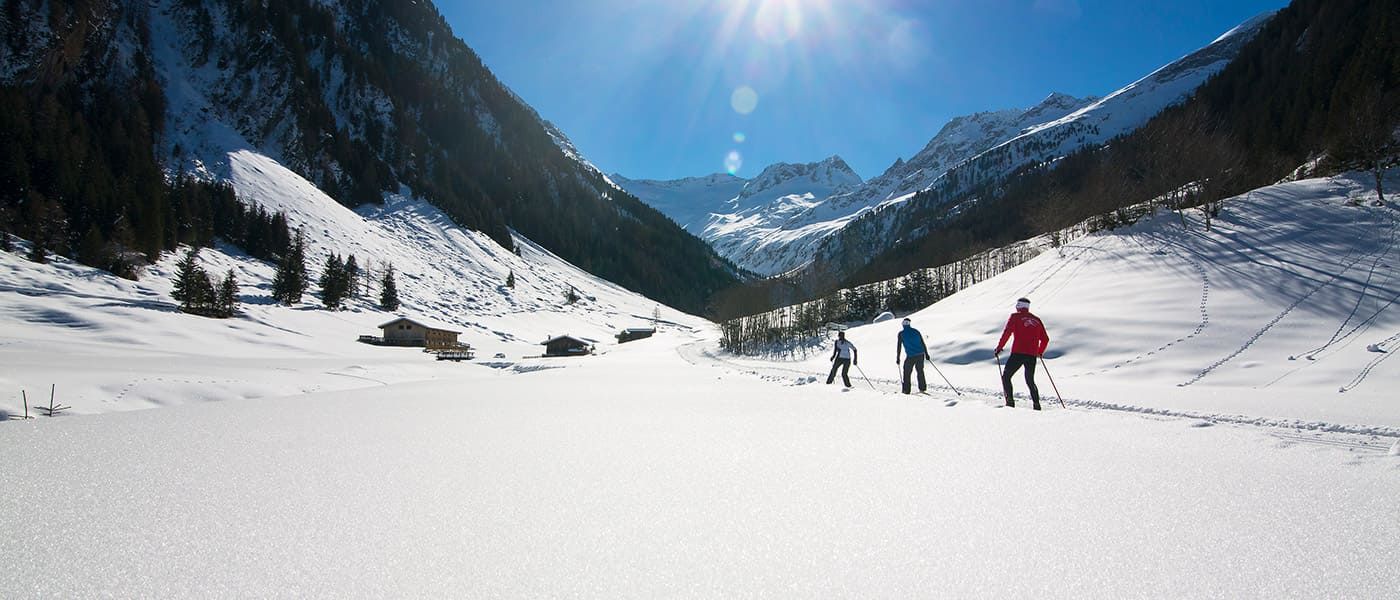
[754,0,804,45]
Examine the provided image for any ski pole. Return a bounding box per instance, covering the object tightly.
[854,364,877,391]
[1039,356,1066,408]
[995,351,1009,404]
[925,354,962,396]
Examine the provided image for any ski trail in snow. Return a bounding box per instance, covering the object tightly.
[1293,208,1399,360]
[675,342,999,404]
[1178,223,1389,387]
[676,341,1400,444]
[1339,330,1400,393]
[1014,238,1104,300]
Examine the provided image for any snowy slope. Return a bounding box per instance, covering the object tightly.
[609,173,748,234]
[615,156,864,276]
[807,11,1277,275]
[0,148,705,418]
[2,175,1399,596]
[723,174,1400,430]
[817,91,1094,222]
[2,173,1398,596]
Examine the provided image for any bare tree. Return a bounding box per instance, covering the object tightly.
[1332,87,1400,205]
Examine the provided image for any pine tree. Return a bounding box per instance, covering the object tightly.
[320,252,348,310]
[272,228,308,305]
[344,255,360,298]
[379,263,400,311]
[172,247,208,310]
[217,269,239,317]
[506,269,515,288]
[564,285,580,304]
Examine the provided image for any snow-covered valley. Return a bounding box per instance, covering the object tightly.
[3,170,1399,596]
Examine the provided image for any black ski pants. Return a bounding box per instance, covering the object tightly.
[827,358,852,387]
[1001,352,1040,406]
[902,353,927,394]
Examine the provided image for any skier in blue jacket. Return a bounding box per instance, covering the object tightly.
[895,318,928,394]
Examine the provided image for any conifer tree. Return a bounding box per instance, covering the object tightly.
[506,270,515,288]
[272,228,308,305]
[217,269,239,317]
[344,255,360,298]
[379,264,400,311]
[320,252,348,310]
[172,247,210,311]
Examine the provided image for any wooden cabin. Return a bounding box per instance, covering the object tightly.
[616,327,656,343]
[369,317,463,349]
[542,335,593,357]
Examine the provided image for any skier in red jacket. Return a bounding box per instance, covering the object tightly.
[995,297,1050,410]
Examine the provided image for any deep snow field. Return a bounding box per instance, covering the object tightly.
[2,169,1398,597]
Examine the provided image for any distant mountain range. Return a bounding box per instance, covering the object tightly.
[613,11,1275,278]
[613,155,863,275]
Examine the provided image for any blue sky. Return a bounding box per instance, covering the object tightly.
[438,0,1287,181]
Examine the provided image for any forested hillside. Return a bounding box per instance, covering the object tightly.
[835,0,1396,287]
[0,0,737,315]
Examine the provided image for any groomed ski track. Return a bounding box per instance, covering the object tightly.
[676,340,1399,454]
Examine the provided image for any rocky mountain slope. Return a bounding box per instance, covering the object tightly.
[0,0,736,314]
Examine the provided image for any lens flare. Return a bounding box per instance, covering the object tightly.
[724,150,743,175]
[730,86,759,115]
[733,132,747,143]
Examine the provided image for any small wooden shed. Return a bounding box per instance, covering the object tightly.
[616,327,656,343]
[373,317,462,349]
[542,335,593,357]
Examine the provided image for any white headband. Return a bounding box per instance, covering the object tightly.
[1015,300,1030,310]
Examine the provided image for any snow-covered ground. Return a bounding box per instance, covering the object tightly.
[729,175,1400,432]
[0,148,705,418]
[2,174,1398,597]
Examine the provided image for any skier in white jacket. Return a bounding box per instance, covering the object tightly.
[827,331,858,387]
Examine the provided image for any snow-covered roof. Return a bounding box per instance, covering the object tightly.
[542,335,593,345]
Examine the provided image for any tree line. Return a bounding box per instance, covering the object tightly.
[720,240,1047,355]
[169,223,404,317]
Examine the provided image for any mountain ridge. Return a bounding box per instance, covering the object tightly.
[0,0,738,315]
[614,11,1275,278]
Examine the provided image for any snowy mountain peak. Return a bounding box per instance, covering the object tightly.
[610,172,743,189]
[624,11,1273,278]
[740,156,863,200]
